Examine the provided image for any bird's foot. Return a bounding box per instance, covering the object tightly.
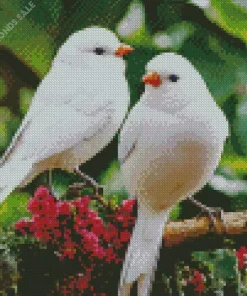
[48,185,57,198]
[45,170,58,198]
[73,168,103,196]
[186,197,226,232]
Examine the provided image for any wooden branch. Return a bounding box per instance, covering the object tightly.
[164,211,247,248]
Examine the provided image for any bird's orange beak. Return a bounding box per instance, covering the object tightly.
[142,72,162,87]
[115,44,134,57]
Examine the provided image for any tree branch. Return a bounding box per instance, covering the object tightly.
[164,211,247,248]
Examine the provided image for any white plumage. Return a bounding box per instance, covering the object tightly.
[118,53,229,296]
[0,27,132,203]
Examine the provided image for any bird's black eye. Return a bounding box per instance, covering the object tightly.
[93,47,106,55]
[168,74,179,82]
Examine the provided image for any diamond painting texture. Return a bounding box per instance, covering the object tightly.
[0,0,247,295]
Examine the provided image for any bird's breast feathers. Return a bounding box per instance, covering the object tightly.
[121,102,228,207]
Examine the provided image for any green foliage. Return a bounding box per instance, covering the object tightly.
[0,0,56,76]
[209,0,247,43]
[0,192,30,229]
[0,77,7,100]
[194,249,237,279]
[19,87,35,116]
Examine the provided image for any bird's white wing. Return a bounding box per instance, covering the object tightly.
[0,63,113,166]
[0,67,69,165]
[0,118,31,166]
[1,93,113,165]
[118,103,143,165]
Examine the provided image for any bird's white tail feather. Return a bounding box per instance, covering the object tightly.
[0,158,33,203]
[118,204,170,296]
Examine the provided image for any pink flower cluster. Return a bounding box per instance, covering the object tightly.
[236,246,247,270]
[15,186,136,295]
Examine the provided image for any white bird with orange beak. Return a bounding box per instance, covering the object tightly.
[118,53,228,296]
[0,27,133,203]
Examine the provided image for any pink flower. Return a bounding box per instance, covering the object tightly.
[121,200,136,212]
[28,194,56,216]
[35,230,52,242]
[105,247,117,263]
[72,196,91,215]
[15,219,34,235]
[28,198,51,215]
[74,218,89,235]
[56,201,72,216]
[189,270,205,292]
[87,210,98,220]
[60,239,77,259]
[115,199,136,227]
[236,246,247,270]
[34,186,50,199]
[82,231,99,252]
[91,218,105,237]
[16,188,134,293]
[92,246,105,259]
[104,223,118,243]
[75,273,90,290]
[52,228,62,240]
[119,230,131,243]
[33,215,59,229]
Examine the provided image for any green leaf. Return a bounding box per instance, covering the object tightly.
[126,47,159,106]
[0,107,14,124]
[0,107,17,150]
[0,122,9,150]
[234,99,247,155]
[169,204,181,220]
[120,24,153,46]
[193,249,236,279]
[0,192,31,228]
[153,21,196,50]
[210,174,247,196]
[141,0,186,33]
[99,160,128,199]
[117,1,152,46]
[181,29,247,103]
[18,0,62,30]
[19,87,35,115]
[117,1,145,36]
[220,154,247,174]
[58,0,132,35]
[166,21,196,50]
[0,77,8,100]
[0,1,56,77]
[207,0,247,43]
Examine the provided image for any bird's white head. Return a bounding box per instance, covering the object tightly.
[55,26,133,71]
[142,53,211,112]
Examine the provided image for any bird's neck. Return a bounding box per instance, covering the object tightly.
[142,89,190,114]
[51,59,128,96]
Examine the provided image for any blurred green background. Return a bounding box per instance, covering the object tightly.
[1,0,247,224]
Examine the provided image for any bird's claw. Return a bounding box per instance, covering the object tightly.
[200,207,225,232]
[73,168,103,196]
[187,197,226,232]
[68,182,86,190]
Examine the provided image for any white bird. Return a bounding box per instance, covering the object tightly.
[118,53,229,296]
[0,27,133,203]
